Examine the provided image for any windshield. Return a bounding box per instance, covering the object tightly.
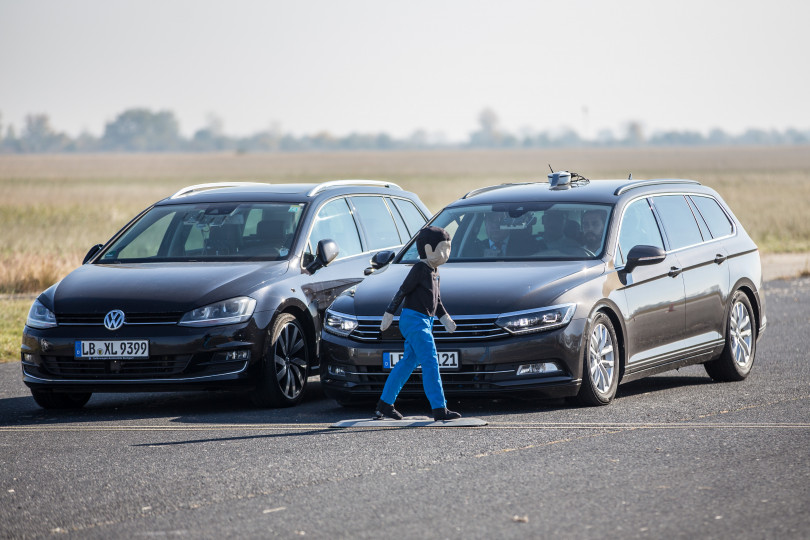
[399,202,613,262]
[99,202,306,263]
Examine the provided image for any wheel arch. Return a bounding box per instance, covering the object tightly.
[273,300,318,372]
[591,301,627,383]
[728,278,761,339]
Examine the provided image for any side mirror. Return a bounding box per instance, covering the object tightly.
[365,250,396,275]
[83,244,103,264]
[624,245,666,273]
[305,239,339,274]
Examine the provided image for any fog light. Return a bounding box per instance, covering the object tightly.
[328,365,346,377]
[516,362,561,376]
[223,350,251,362]
[22,353,38,366]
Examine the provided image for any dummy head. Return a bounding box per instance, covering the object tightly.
[417,226,452,268]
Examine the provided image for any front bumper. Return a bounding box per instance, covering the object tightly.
[320,318,587,401]
[20,320,267,393]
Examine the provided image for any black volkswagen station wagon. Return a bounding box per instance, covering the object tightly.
[21,180,430,409]
[321,172,766,406]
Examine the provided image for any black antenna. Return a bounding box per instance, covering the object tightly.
[548,164,554,173]
[628,173,633,180]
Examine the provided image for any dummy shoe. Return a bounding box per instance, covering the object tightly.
[375,400,403,420]
[432,407,462,421]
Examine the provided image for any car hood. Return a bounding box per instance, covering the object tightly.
[349,261,603,317]
[47,261,290,314]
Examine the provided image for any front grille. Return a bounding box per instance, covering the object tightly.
[56,312,184,325]
[332,364,516,392]
[350,316,508,342]
[40,355,191,378]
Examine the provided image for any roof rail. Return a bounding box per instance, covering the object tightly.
[614,179,701,196]
[462,182,532,199]
[170,182,270,199]
[306,179,402,197]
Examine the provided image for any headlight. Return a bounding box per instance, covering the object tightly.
[178,297,257,327]
[324,310,358,337]
[495,303,576,335]
[26,299,58,329]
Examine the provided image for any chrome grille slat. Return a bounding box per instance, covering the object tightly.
[56,312,184,325]
[349,316,508,342]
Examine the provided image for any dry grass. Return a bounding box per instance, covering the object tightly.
[1,146,809,294]
[0,298,31,362]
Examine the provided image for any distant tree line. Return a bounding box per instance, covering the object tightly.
[1,107,808,154]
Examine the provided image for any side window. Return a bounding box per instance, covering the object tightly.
[392,198,428,236]
[308,198,362,258]
[349,196,402,250]
[690,195,734,239]
[652,195,704,250]
[386,197,410,242]
[618,199,664,265]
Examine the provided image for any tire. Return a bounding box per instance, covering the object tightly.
[31,390,91,409]
[250,313,310,408]
[704,290,756,382]
[577,311,619,406]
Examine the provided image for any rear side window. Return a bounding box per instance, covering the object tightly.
[618,198,664,265]
[690,195,733,239]
[308,198,362,258]
[350,196,402,250]
[392,198,428,236]
[386,197,411,242]
[652,195,704,250]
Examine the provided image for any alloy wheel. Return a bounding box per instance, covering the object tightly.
[274,321,307,400]
[588,323,615,394]
[729,301,753,369]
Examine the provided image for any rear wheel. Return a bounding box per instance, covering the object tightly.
[250,314,310,408]
[31,390,92,409]
[704,290,756,382]
[577,312,619,406]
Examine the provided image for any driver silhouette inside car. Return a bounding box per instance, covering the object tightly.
[468,212,538,258]
[581,209,607,254]
[540,209,581,252]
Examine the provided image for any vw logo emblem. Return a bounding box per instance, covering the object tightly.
[104,310,125,331]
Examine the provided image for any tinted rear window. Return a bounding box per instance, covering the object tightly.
[350,196,402,250]
[392,198,427,236]
[690,195,733,238]
[652,195,704,250]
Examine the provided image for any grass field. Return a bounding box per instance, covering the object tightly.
[1,146,809,361]
[0,298,29,363]
[2,146,809,296]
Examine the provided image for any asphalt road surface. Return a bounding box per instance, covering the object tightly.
[1,278,809,539]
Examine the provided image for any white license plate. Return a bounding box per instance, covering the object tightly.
[383,351,459,371]
[74,340,149,359]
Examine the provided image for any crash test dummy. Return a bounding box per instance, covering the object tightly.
[375,226,462,421]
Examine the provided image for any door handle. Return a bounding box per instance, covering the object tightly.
[714,254,727,264]
[668,266,682,277]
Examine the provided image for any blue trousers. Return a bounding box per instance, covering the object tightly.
[381,308,447,409]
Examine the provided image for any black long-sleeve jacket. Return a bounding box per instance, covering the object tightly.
[385,261,447,318]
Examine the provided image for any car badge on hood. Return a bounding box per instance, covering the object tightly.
[104,310,125,331]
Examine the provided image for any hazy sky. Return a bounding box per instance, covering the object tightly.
[1,0,808,141]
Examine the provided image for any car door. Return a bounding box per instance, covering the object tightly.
[651,194,730,356]
[301,197,370,314]
[616,197,686,370]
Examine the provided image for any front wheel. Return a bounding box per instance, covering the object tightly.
[577,312,619,406]
[31,390,92,409]
[250,314,310,408]
[704,291,756,382]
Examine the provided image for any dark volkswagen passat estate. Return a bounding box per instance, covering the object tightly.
[321,172,766,406]
[21,180,430,409]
